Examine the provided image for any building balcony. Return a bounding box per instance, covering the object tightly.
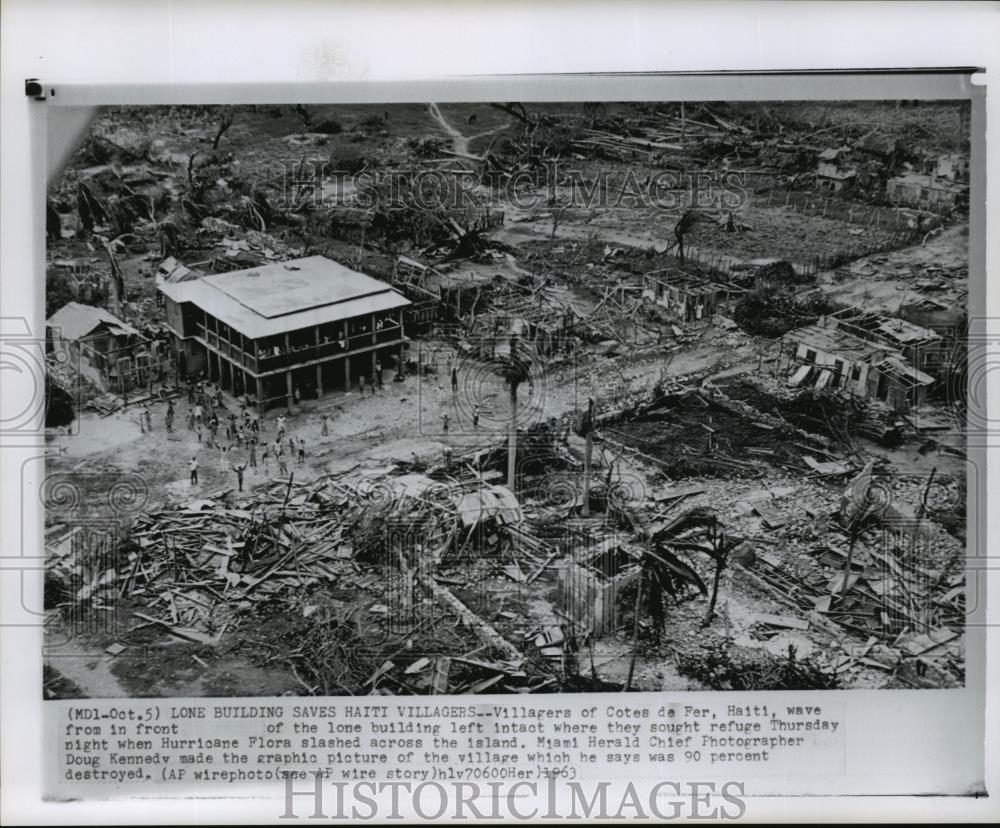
[193,327,406,378]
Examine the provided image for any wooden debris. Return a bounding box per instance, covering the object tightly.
[757,613,810,631]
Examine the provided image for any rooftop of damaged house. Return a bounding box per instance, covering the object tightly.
[42,101,969,699]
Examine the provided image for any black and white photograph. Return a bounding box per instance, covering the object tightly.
[42,98,972,698]
[3,1,997,821]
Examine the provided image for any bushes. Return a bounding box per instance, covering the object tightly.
[359,112,387,131]
[756,259,814,287]
[313,117,343,135]
[733,286,840,337]
[331,145,367,175]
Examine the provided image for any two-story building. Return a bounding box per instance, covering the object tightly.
[157,255,411,409]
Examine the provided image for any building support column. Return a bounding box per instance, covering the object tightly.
[314,326,323,398]
[255,377,264,410]
[344,355,351,392]
[285,370,293,411]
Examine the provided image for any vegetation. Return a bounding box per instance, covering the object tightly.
[45,375,76,429]
[733,285,841,337]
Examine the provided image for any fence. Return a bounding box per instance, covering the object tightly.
[679,189,928,281]
[758,188,927,230]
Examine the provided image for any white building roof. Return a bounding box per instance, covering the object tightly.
[158,256,410,339]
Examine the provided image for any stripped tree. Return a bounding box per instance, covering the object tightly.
[499,332,532,491]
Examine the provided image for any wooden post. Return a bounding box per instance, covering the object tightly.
[315,326,323,398]
[581,397,594,517]
[506,382,518,490]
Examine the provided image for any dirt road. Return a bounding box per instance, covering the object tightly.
[428,102,471,157]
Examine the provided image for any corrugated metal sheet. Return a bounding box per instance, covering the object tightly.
[46,302,139,341]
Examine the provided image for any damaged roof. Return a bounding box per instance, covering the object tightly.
[876,355,934,387]
[156,256,204,285]
[46,302,140,341]
[782,319,894,363]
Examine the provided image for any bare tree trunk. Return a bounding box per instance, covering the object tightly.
[625,569,644,692]
[506,382,518,490]
[705,560,724,626]
[213,114,235,150]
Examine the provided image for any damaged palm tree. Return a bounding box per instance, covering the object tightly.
[499,333,533,491]
[667,518,745,626]
[624,507,741,689]
[76,182,108,235]
[670,209,702,262]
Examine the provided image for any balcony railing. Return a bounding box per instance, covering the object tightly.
[194,325,405,376]
[375,323,403,344]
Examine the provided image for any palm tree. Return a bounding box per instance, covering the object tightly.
[668,518,745,626]
[624,508,744,687]
[625,508,714,690]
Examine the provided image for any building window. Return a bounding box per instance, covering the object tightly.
[805,349,817,364]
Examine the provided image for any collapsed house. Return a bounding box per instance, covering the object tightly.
[932,153,970,183]
[886,172,968,213]
[828,307,950,381]
[641,272,740,324]
[157,255,411,409]
[897,296,967,341]
[390,256,447,332]
[778,316,934,410]
[560,537,641,636]
[815,147,857,192]
[46,302,171,394]
[50,259,112,307]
